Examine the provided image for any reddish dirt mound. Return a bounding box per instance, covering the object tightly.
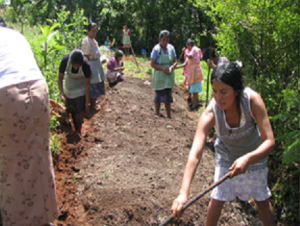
[52,76,264,226]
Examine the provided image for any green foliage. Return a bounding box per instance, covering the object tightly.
[174,68,184,86]
[33,23,65,69]
[47,6,88,50]
[50,134,62,155]
[271,165,300,222]
[1,0,34,33]
[25,0,214,54]
[28,24,64,102]
[3,0,215,63]
[269,88,300,166]
[50,115,60,131]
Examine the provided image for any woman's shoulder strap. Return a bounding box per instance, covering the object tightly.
[241,87,256,120]
[210,98,222,136]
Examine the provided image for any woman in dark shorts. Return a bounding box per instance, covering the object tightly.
[150,30,178,118]
[58,49,91,135]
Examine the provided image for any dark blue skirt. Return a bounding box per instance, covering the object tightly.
[154,88,173,103]
[90,81,105,98]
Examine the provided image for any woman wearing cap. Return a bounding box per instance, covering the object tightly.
[82,22,106,113]
[106,50,125,88]
[0,22,58,226]
[150,30,178,118]
[58,49,91,135]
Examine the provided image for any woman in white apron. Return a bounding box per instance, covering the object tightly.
[58,49,91,135]
[82,22,106,113]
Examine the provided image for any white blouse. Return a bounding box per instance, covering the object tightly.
[0,28,44,89]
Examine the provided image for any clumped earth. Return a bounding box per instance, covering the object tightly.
[52,74,266,225]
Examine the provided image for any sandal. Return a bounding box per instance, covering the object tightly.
[190,105,199,111]
[187,97,192,106]
[154,113,165,118]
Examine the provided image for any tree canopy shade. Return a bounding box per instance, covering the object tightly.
[2,0,215,54]
[194,0,299,81]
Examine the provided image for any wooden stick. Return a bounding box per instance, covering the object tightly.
[171,50,184,71]
[177,50,184,63]
[125,33,140,71]
[159,171,232,226]
[205,67,211,107]
[205,37,213,107]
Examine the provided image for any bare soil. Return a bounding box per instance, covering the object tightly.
[52,74,266,226]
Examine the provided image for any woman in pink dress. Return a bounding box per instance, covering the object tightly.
[176,39,204,111]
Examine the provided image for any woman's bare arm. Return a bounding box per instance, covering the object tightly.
[58,72,65,102]
[171,102,215,218]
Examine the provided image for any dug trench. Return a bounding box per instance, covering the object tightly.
[52,75,265,226]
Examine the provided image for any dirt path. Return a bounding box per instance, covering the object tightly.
[53,76,264,226]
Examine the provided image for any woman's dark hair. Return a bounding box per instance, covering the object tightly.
[114,50,124,59]
[202,47,218,61]
[186,38,194,46]
[70,49,84,65]
[87,22,97,32]
[211,61,246,112]
[159,30,170,39]
[211,61,245,94]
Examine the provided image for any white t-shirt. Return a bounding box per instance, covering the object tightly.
[0,27,44,89]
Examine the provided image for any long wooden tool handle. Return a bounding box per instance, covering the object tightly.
[205,67,211,107]
[159,171,232,226]
[172,50,184,71]
[125,33,140,71]
[177,50,184,63]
